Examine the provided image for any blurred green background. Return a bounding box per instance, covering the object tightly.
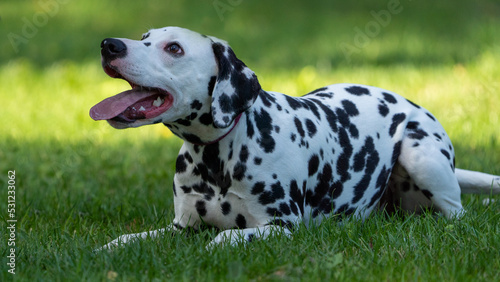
[2,0,500,68]
[1,0,500,279]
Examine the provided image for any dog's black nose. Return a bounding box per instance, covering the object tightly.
[101,38,127,60]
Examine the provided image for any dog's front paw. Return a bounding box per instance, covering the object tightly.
[206,229,258,250]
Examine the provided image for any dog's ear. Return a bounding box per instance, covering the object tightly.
[210,41,261,128]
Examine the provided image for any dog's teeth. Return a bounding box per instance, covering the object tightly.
[139,106,146,111]
[153,96,164,107]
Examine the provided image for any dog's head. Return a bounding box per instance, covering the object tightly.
[90,26,261,133]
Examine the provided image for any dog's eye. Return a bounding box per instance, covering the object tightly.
[165,43,183,55]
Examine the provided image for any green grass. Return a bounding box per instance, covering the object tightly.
[1,0,500,280]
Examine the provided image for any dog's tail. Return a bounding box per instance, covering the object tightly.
[456,168,500,194]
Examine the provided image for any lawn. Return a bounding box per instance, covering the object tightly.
[1,0,500,280]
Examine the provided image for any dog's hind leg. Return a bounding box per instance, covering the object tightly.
[455,168,500,194]
[396,135,464,219]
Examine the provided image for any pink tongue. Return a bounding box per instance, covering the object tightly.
[89,89,157,120]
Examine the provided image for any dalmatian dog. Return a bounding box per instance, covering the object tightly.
[90,26,500,249]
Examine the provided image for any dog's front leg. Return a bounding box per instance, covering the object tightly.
[95,224,180,252]
[206,225,292,249]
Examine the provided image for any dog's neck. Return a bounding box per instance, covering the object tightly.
[189,113,243,146]
[163,111,244,146]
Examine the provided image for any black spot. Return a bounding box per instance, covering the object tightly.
[345,86,370,96]
[311,100,338,133]
[258,181,285,205]
[433,133,442,140]
[221,202,231,215]
[180,185,192,194]
[294,117,305,138]
[236,214,247,228]
[254,109,276,153]
[441,149,451,160]
[378,103,389,117]
[290,133,297,142]
[272,174,278,179]
[182,133,204,144]
[308,154,320,176]
[391,141,402,165]
[143,42,151,47]
[266,219,293,230]
[247,233,255,242]
[176,154,187,173]
[352,137,379,203]
[335,204,356,216]
[254,157,262,165]
[426,113,436,121]
[184,152,193,163]
[251,182,266,195]
[353,136,375,172]
[289,200,299,216]
[306,87,328,95]
[285,95,303,110]
[246,114,255,139]
[330,181,343,200]
[383,92,398,104]
[303,100,321,119]
[348,124,359,139]
[408,129,428,140]
[406,99,421,109]
[195,200,207,217]
[259,91,277,107]
[319,197,334,214]
[341,100,359,116]
[197,113,212,126]
[309,163,333,208]
[389,113,407,137]
[289,180,304,215]
[280,202,291,215]
[336,128,353,183]
[336,108,350,128]
[191,100,203,110]
[233,162,246,181]
[192,182,216,201]
[172,182,177,196]
[305,119,317,137]
[401,181,411,192]
[413,142,420,147]
[406,121,419,130]
[175,117,191,126]
[207,76,216,96]
[239,145,249,163]
[421,189,433,199]
[266,207,283,217]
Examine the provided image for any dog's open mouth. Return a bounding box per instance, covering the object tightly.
[89,65,174,122]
